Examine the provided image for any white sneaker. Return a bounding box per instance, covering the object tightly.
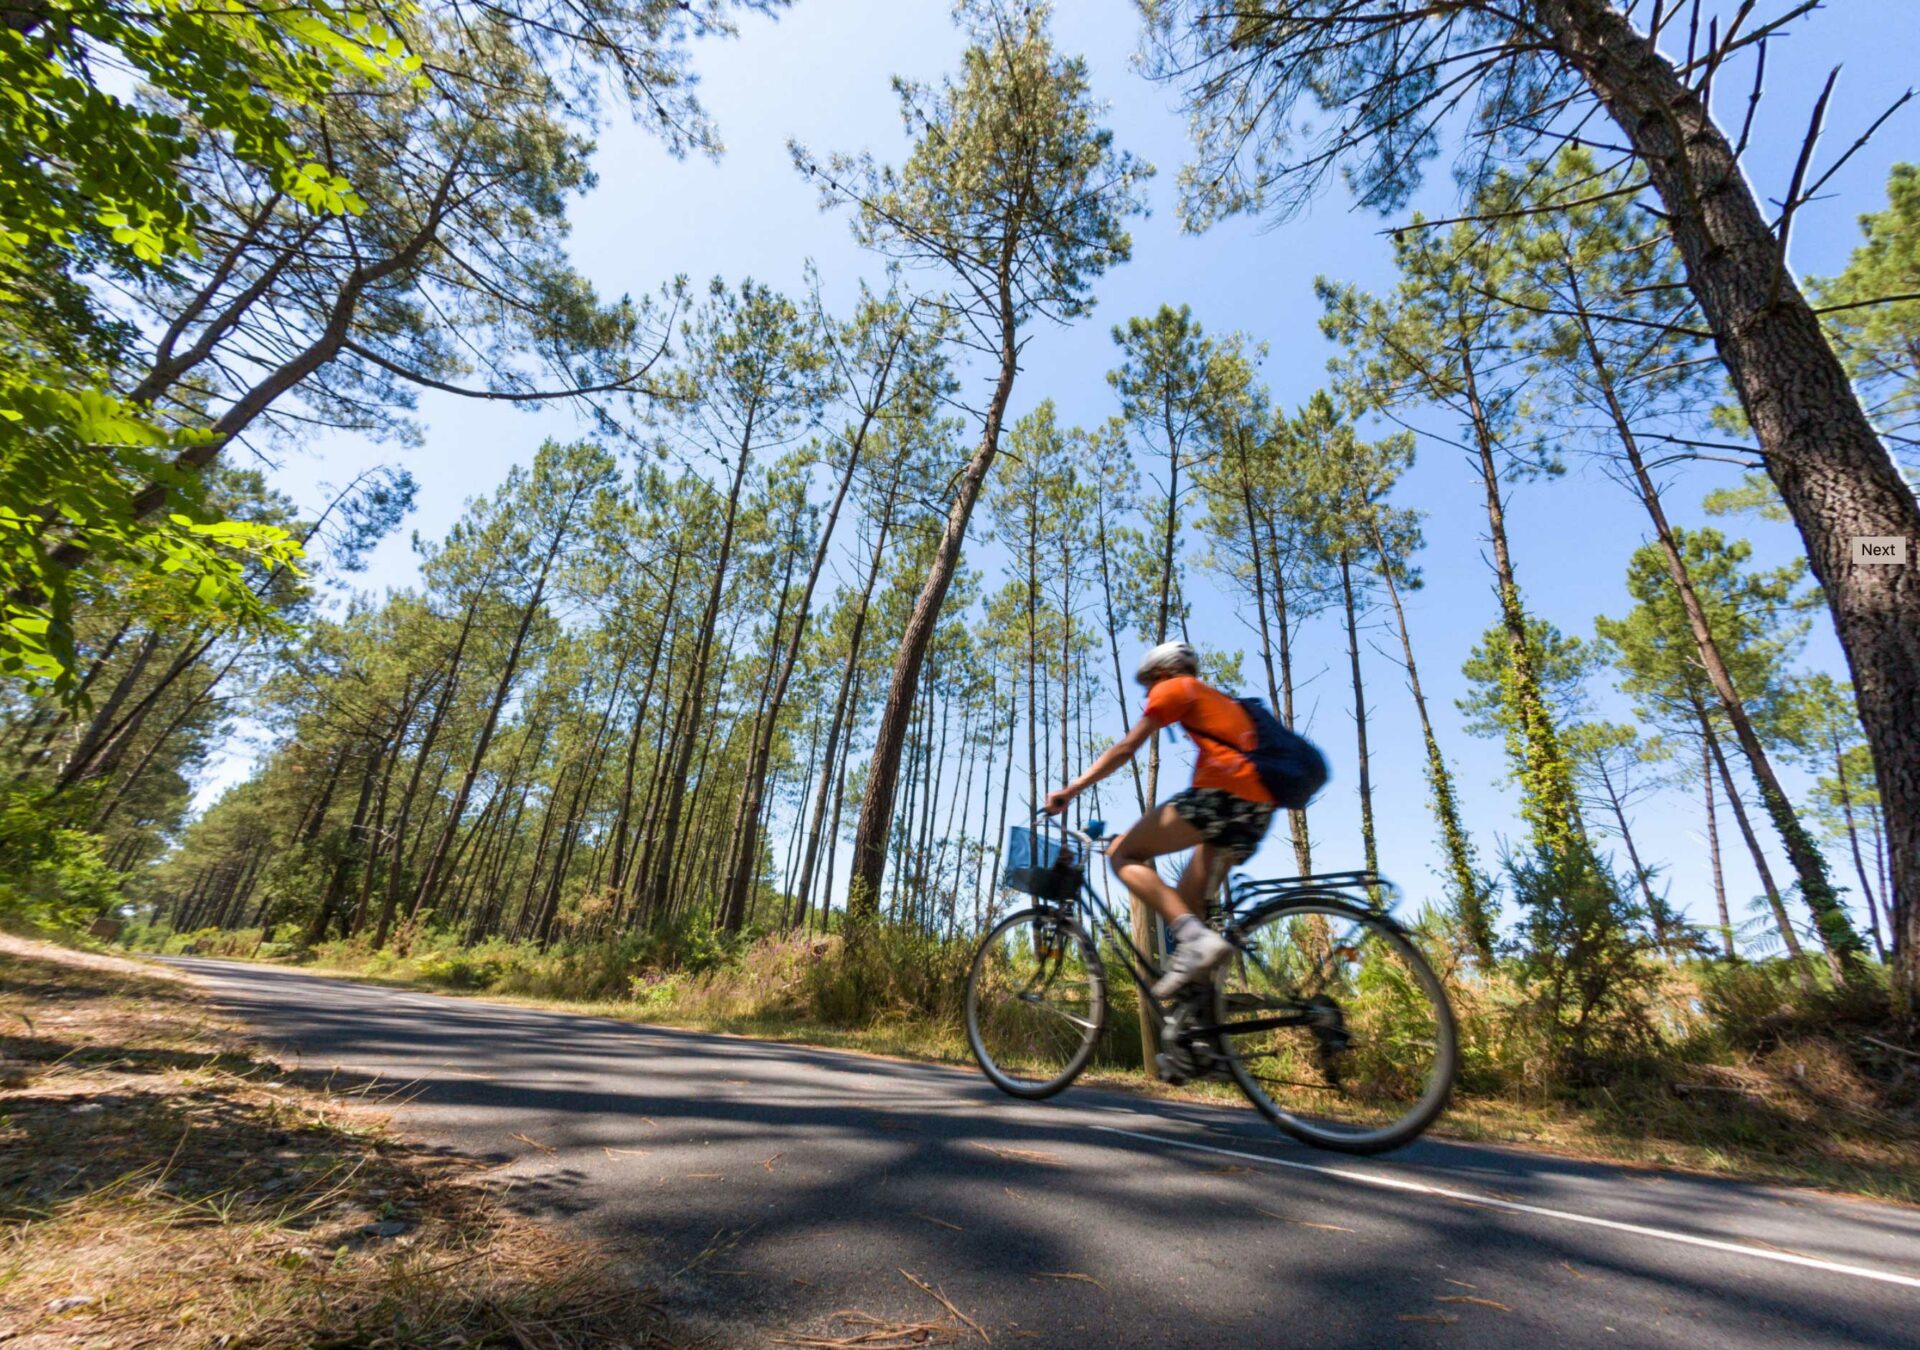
[1151,926,1232,1001]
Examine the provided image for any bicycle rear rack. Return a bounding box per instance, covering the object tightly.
[1224,870,1396,910]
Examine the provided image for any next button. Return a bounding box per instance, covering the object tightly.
[1850,537,1909,565]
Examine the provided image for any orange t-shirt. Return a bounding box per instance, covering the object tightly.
[1142,676,1277,805]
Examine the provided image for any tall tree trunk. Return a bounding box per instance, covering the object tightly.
[719,552,796,932]
[667,620,742,916]
[410,524,571,924]
[470,723,550,944]
[11,622,129,763]
[795,482,902,918]
[57,628,221,793]
[1703,736,1733,959]
[1339,555,1379,886]
[1262,515,1313,873]
[945,697,980,930]
[1594,754,1658,920]
[723,334,907,930]
[1024,493,1041,826]
[848,276,1020,926]
[535,657,631,948]
[1566,265,1863,977]
[372,606,475,950]
[629,622,685,924]
[918,671,950,923]
[45,632,160,789]
[308,738,385,946]
[1093,493,1147,814]
[351,699,414,940]
[609,554,683,896]
[819,664,865,932]
[783,719,822,926]
[646,428,755,916]
[1832,731,1889,965]
[1701,699,1815,989]
[514,766,571,941]
[970,669,996,917]
[1372,519,1488,961]
[1461,341,1585,857]
[1535,0,1920,1018]
[1059,534,1074,827]
[985,681,1018,932]
[89,646,245,830]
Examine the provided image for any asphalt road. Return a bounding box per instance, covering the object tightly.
[165,956,1920,1347]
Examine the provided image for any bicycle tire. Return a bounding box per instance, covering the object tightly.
[965,906,1106,1099]
[1214,896,1456,1154]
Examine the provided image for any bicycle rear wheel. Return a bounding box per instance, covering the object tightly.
[965,906,1106,1099]
[1215,898,1455,1153]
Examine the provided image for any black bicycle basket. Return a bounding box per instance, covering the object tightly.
[1003,824,1086,900]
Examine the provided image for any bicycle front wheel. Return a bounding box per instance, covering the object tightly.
[965,906,1106,1099]
[1216,898,1456,1153]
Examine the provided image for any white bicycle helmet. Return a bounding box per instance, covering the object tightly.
[1136,640,1198,685]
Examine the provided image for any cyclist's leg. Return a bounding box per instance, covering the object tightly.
[1176,843,1224,914]
[1108,804,1207,924]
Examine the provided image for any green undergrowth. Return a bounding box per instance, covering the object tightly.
[122,922,1920,1205]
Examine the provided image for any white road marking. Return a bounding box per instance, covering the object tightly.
[1092,1125,1920,1292]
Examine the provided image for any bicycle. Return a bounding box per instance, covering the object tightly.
[964,815,1458,1154]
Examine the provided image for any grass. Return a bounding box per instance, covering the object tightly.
[0,933,679,1348]
[134,926,1920,1207]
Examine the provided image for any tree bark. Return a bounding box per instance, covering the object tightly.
[351,691,414,933]
[372,606,474,949]
[1339,555,1379,887]
[410,496,580,924]
[645,427,755,917]
[1536,0,1920,1015]
[1832,731,1889,965]
[1262,514,1313,874]
[1594,755,1658,919]
[719,548,797,932]
[1565,262,1863,976]
[1700,699,1815,989]
[535,656,631,948]
[609,555,683,898]
[847,266,1019,925]
[1093,491,1147,815]
[1703,735,1733,959]
[724,331,909,928]
[1461,339,1585,856]
[308,736,386,946]
[1371,519,1488,960]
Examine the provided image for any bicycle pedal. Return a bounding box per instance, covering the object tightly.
[1154,1052,1193,1086]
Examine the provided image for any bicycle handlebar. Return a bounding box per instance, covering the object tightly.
[1032,809,1107,849]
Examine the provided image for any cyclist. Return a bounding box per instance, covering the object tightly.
[1043,640,1278,999]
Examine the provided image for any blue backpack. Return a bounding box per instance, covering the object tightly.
[1188,696,1329,810]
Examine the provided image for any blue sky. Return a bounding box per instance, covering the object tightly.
[237,0,1918,941]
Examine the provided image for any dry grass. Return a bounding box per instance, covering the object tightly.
[0,934,675,1348]
[1422,1035,1920,1205]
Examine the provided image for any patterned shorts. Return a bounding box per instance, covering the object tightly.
[1169,787,1276,864]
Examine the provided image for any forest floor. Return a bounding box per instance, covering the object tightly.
[138,937,1920,1209]
[0,934,680,1348]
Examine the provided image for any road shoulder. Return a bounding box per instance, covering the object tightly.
[0,933,675,1347]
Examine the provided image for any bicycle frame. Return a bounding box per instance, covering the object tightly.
[1035,818,1405,1045]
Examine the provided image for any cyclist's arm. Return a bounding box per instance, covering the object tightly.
[1047,714,1155,813]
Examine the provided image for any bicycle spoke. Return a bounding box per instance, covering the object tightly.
[966,908,1104,1097]
[1215,899,1455,1151]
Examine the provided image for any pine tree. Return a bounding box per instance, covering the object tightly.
[794,0,1148,936]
